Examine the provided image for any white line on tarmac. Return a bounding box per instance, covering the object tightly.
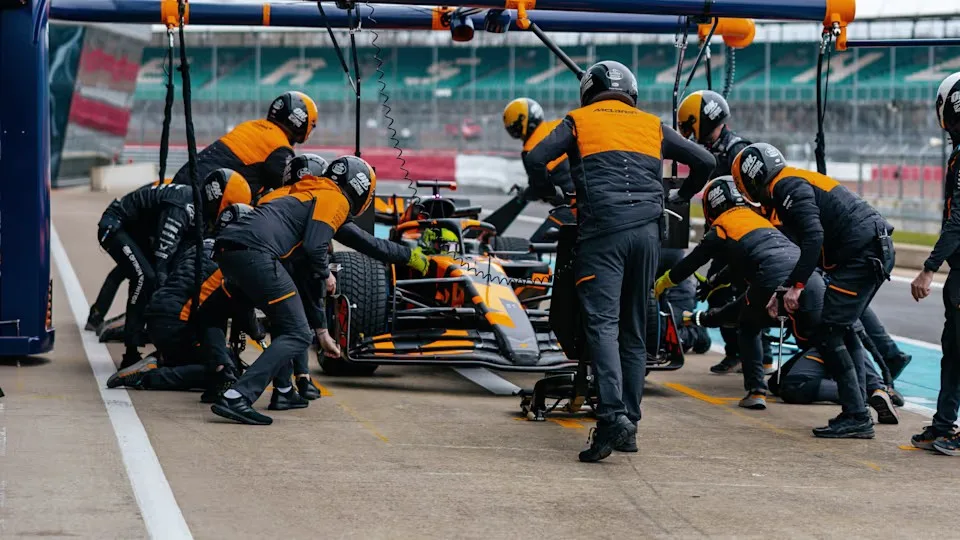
[51,227,192,540]
[889,334,941,351]
[452,367,522,395]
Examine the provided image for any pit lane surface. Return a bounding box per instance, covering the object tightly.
[2,185,957,538]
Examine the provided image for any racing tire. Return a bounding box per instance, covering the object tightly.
[491,236,536,261]
[318,251,388,376]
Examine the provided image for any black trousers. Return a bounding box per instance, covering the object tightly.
[779,349,885,404]
[98,218,155,355]
[818,249,890,420]
[91,265,126,319]
[142,318,235,391]
[933,269,960,433]
[575,222,660,427]
[217,250,313,404]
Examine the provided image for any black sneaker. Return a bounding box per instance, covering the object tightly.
[868,389,899,425]
[297,377,322,400]
[887,386,905,407]
[85,308,104,333]
[106,355,158,389]
[211,395,272,425]
[615,425,639,453]
[932,433,960,456]
[885,353,912,381]
[200,367,238,404]
[99,325,125,344]
[268,388,310,411]
[579,416,634,463]
[710,356,740,374]
[813,415,875,439]
[911,426,951,450]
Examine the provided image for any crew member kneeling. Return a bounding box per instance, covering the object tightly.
[732,143,895,439]
[212,156,376,425]
[525,61,716,462]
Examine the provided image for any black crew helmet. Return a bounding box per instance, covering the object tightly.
[324,155,377,217]
[266,91,318,145]
[282,153,329,186]
[701,176,747,227]
[579,60,638,107]
[731,143,786,205]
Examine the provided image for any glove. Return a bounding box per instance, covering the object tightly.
[653,271,676,299]
[407,246,429,276]
[667,188,684,205]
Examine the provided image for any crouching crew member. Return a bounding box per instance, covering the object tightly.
[258,154,428,398]
[732,143,895,439]
[106,204,255,400]
[212,156,377,425]
[656,177,817,410]
[658,248,711,355]
[525,61,716,462]
[503,97,576,242]
[678,90,755,373]
[909,72,960,455]
[173,91,317,201]
[97,169,251,369]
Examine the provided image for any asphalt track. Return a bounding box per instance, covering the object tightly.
[3,185,959,538]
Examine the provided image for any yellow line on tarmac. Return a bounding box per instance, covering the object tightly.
[898,445,923,451]
[337,401,389,443]
[658,380,884,472]
[548,418,586,430]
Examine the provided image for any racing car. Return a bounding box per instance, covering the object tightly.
[319,180,571,376]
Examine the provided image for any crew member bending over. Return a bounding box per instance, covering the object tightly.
[732,143,895,439]
[525,60,716,462]
[502,97,575,242]
[173,91,317,202]
[212,156,377,425]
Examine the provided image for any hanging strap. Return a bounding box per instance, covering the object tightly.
[705,46,713,91]
[815,29,836,175]
[172,0,204,321]
[680,18,717,98]
[158,28,176,183]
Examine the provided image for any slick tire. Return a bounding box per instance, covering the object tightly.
[318,251,387,377]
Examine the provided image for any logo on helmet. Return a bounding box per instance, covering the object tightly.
[205,181,223,202]
[704,100,722,120]
[297,167,310,180]
[271,98,284,110]
[951,91,960,114]
[707,185,726,208]
[741,154,763,180]
[288,108,308,128]
[331,162,347,176]
[763,146,781,159]
[608,68,623,81]
[348,172,371,196]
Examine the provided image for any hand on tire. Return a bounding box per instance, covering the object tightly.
[316,329,341,358]
[325,273,337,294]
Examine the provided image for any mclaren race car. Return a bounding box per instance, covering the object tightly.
[319,181,572,376]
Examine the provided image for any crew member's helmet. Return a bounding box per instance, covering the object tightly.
[502,98,544,140]
[678,90,730,144]
[214,203,254,236]
[701,176,747,227]
[324,156,377,217]
[266,91,318,145]
[579,60,638,107]
[936,72,960,134]
[731,143,786,205]
[282,153,329,186]
[203,168,253,218]
[418,227,459,255]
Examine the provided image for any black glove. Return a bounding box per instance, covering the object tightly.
[545,185,566,206]
[97,213,122,246]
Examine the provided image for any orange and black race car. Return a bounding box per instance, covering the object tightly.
[319,181,572,376]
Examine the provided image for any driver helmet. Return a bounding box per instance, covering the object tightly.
[419,227,459,255]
